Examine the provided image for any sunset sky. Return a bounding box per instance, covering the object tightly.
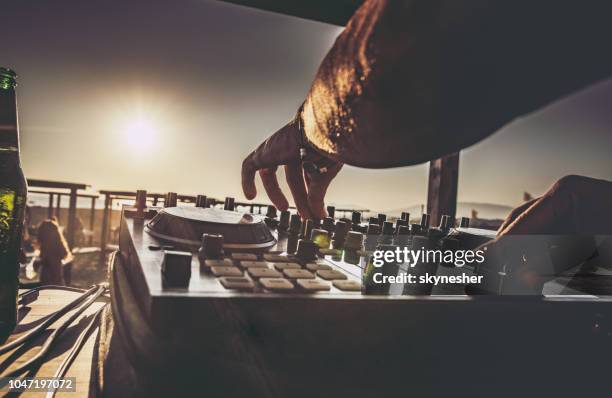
[3,0,612,213]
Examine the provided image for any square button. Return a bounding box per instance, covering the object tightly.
[333,280,361,291]
[260,278,294,291]
[248,268,282,279]
[231,253,258,261]
[240,261,268,269]
[219,277,254,291]
[297,279,331,291]
[316,269,347,280]
[273,262,301,271]
[283,269,315,279]
[263,254,291,262]
[211,266,243,277]
[204,259,233,268]
[305,263,332,272]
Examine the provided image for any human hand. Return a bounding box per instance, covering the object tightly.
[241,118,342,219]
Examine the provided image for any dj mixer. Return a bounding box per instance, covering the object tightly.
[109,190,612,398]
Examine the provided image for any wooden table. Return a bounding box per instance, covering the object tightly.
[1,289,108,398]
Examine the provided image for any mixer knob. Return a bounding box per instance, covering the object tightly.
[296,239,317,261]
[332,220,349,249]
[397,225,411,235]
[351,211,362,225]
[460,217,470,228]
[344,231,364,251]
[162,250,192,287]
[278,210,290,231]
[303,219,320,240]
[288,214,302,234]
[310,229,330,249]
[395,225,411,246]
[401,212,410,221]
[377,213,387,225]
[420,213,430,229]
[382,221,394,236]
[266,205,277,219]
[198,233,224,260]
[164,192,178,208]
[439,215,452,230]
[395,219,408,232]
[326,205,336,219]
[367,223,381,235]
[322,217,335,234]
[224,197,235,211]
[195,195,207,208]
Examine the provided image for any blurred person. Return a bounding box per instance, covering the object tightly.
[34,219,72,285]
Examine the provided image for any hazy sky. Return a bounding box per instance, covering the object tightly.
[3,0,612,212]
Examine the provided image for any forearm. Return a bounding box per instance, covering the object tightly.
[301,0,612,168]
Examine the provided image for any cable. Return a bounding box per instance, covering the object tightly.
[45,304,106,398]
[18,285,87,298]
[0,286,99,356]
[2,285,106,378]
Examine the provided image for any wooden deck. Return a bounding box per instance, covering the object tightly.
[1,290,108,397]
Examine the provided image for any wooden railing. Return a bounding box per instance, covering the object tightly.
[27,179,371,255]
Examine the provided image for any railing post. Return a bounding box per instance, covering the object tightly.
[55,194,62,223]
[100,193,111,253]
[66,188,78,248]
[89,197,96,245]
[48,193,54,219]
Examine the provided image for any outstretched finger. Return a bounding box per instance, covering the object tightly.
[259,167,289,211]
[241,154,258,200]
[306,163,343,219]
[285,162,313,219]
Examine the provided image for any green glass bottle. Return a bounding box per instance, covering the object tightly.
[0,67,27,343]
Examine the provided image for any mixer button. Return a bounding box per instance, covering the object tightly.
[273,262,301,271]
[283,269,315,279]
[211,266,243,277]
[305,263,332,272]
[260,278,295,291]
[231,253,258,261]
[316,269,348,280]
[204,259,233,268]
[240,261,268,269]
[219,277,254,291]
[263,254,291,262]
[333,280,362,291]
[297,279,331,292]
[248,268,282,279]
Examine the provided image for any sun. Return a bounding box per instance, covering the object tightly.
[125,118,156,151]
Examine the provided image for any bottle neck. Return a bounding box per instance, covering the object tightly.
[0,88,19,152]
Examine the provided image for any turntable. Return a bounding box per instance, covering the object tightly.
[145,206,276,250]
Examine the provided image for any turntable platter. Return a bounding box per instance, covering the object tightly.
[145,207,276,250]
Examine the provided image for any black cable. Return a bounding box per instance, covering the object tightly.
[2,285,106,378]
[0,286,99,356]
[45,304,106,398]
